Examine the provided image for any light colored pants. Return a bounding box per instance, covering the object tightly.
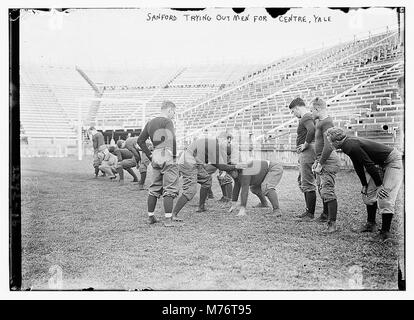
[250,161,284,196]
[362,149,403,215]
[298,144,317,193]
[99,161,117,177]
[179,163,212,201]
[148,148,180,198]
[316,151,340,202]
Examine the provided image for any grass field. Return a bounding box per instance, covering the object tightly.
[20,156,404,290]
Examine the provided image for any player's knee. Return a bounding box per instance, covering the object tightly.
[184,188,197,201]
[378,198,393,214]
[320,188,336,202]
[149,190,162,199]
[262,186,274,196]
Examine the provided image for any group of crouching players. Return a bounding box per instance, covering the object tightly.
[88,86,404,243]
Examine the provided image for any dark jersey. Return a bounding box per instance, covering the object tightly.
[296,113,315,146]
[315,116,335,164]
[138,116,176,159]
[341,137,393,187]
[112,148,134,161]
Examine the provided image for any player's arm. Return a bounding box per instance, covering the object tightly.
[319,129,334,165]
[115,149,123,162]
[302,118,315,150]
[212,163,237,171]
[348,152,369,187]
[92,135,98,150]
[165,119,177,159]
[236,175,251,216]
[229,177,241,213]
[137,123,152,160]
[239,175,251,208]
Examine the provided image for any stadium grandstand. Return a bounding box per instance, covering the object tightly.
[20,27,404,163]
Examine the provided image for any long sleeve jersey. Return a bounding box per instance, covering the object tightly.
[315,116,335,165]
[340,137,393,187]
[137,116,176,160]
[296,113,315,146]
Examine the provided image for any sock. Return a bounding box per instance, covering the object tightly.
[304,192,308,211]
[117,167,124,180]
[225,184,233,200]
[165,213,172,218]
[366,202,377,223]
[266,190,280,210]
[126,168,138,181]
[173,195,188,215]
[163,196,174,215]
[382,213,393,232]
[305,191,316,215]
[327,199,338,222]
[148,212,154,217]
[140,172,147,185]
[147,194,157,213]
[199,187,209,207]
[322,201,328,218]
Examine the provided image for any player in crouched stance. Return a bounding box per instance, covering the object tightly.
[111,141,139,184]
[326,127,403,242]
[229,160,283,217]
[98,146,118,180]
[172,135,245,220]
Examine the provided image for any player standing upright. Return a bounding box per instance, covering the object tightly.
[288,98,317,221]
[137,101,180,227]
[311,98,341,233]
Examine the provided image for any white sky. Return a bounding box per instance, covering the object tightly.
[20,7,398,68]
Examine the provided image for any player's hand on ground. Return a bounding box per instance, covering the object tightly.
[237,207,246,216]
[361,185,368,195]
[377,185,389,199]
[228,201,239,213]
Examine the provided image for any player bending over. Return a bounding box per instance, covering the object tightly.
[98,146,118,179]
[326,127,403,242]
[229,160,283,217]
[172,136,245,220]
[88,126,107,178]
[111,141,139,184]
